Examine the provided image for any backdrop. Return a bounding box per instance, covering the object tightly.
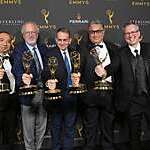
[0,0,150,46]
[0,0,150,148]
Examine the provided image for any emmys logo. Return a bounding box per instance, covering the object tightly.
[73,33,83,45]
[106,9,114,24]
[41,9,49,24]
[104,9,119,30]
[131,0,150,7]
[69,13,88,24]
[38,9,56,30]
[0,0,22,5]
[68,0,89,5]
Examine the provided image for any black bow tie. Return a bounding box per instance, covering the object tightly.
[95,45,103,48]
[1,55,10,61]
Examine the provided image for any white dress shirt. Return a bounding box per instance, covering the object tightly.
[3,57,15,94]
[60,49,72,72]
[95,42,112,83]
[26,43,43,70]
[129,42,141,56]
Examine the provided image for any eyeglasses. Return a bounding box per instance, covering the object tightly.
[24,31,38,36]
[89,30,104,35]
[124,30,139,36]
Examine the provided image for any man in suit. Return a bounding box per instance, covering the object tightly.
[0,31,17,150]
[45,27,80,150]
[99,22,150,150]
[12,22,47,150]
[80,20,119,150]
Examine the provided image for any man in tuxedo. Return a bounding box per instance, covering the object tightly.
[0,31,17,150]
[45,27,80,150]
[80,20,119,150]
[99,23,150,150]
[12,22,47,150]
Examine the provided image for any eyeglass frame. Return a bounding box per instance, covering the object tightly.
[88,29,105,35]
[124,30,139,36]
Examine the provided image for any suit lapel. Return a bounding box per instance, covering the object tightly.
[105,42,113,61]
[140,43,149,78]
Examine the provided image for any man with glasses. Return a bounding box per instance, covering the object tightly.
[80,20,119,150]
[107,22,150,150]
[12,22,47,150]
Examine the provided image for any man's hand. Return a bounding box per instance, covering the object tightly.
[22,73,32,85]
[0,68,4,80]
[46,79,58,91]
[95,65,107,78]
[71,72,81,87]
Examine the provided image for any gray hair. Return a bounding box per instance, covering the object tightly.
[88,19,104,28]
[21,21,39,34]
[122,22,140,32]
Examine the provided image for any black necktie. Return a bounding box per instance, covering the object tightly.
[63,51,72,87]
[32,47,42,76]
[134,49,138,57]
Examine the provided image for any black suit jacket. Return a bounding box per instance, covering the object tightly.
[44,46,78,111]
[112,42,150,112]
[0,54,17,111]
[80,41,119,106]
[80,41,119,89]
[45,46,78,91]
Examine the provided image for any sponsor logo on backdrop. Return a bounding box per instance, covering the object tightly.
[131,0,150,7]
[38,9,56,30]
[68,0,89,5]
[0,19,23,26]
[130,19,150,26]
[104,9,120,29]
[0,0,22,5]
[69,13,88,24]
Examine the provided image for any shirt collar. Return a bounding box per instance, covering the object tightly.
[60,48,69,55]
[25,42,38,51]
[129,42,141,55]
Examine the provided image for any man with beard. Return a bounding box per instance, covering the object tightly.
[12,22,47,150]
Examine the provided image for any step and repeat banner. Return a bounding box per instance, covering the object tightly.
[0,0,150,46]
[0,0,150,147]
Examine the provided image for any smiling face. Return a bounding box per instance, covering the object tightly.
[123,24,141,47]
[55,31,71,50]
[0,32,11,54]
[88,23,105,44]
[22,22,39,46]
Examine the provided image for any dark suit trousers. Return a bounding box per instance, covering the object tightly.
[127,96,150,150]
[0,94,17,148]
[83,90,114,150]
[51,94,77,150]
